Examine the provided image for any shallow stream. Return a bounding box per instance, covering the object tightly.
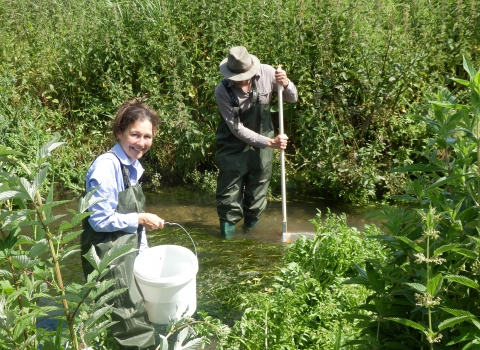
[58,186,380,324]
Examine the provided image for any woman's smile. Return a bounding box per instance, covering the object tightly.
[117,119,153,162]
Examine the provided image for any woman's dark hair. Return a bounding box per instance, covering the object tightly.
[113,98,161,139]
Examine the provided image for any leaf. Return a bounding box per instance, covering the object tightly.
[37,200,72,216]
[366,262,384,293]
[41,214,67,226]
[438,316,473,331]
[174,328,189,347]
[19,178,35,200]
[343,277,369,285]
[441,307,475,318]
[429,101,470,110]
[451,77,471,87]
[60,229,83,244]
[427,273,443,296]
[383,342,412,349]
[38,138,65,162]
[426,174,473,191]
[463,55,477,80]
[0,145,27,157]
[0,190,30,201]
[175,337,203,350]
[32,167,48,194]
[84,305,114,329]
[69,212,91,228]
[29,239,49,258]
[92,289,126,311]
[59,247,80,261]
[0,280,14,294]
[11,255,39,270]
[394,236,423,253]
[83,320,118,344]
[78,185,104,213]
[0,271,13,280]
[83,246,100,272]
[433,243,461,256]
[88,280,117,300]
[157,335,169,350]
[97,244,136,273]
[444,275,479,289]
[45,180,54,219]
[404,283,426,293]
[386,317,426,332]
[453,248,477,259]
[354,262,368,279]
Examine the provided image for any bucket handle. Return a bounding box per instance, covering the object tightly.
[164,222,197,256]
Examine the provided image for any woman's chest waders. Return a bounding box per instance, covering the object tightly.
[215,79,274,226]
[81,160,155,350]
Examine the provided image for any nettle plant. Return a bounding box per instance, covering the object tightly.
[344,56,480,349]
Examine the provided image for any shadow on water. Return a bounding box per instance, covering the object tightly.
[55,186,382,326]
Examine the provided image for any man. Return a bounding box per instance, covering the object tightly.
[214,46,298,237]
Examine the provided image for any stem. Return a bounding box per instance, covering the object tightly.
[33,192,79,350]
[477,117,480,231]
[426,234,433,349]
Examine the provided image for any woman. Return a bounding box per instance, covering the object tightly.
[81,99,164,350]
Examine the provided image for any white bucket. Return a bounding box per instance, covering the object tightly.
[133,245,198,324]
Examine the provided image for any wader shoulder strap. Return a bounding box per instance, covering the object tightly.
[251,78,258,105]
[107,151,132,189]
[83,152,131,194]
[222,79,241,130]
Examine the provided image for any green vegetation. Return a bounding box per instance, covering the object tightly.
[2,55,480,347]
[2,0,479,203]
[207,212,386,349]
[342,57,480,348]
[0,139,208,349]
[0,139,124,349]
[191,57,480,349]
[3,0,480,348]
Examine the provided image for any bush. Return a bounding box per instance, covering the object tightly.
[211,210,385,349]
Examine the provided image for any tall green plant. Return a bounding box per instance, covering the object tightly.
[344,56,480,348]
[0,138,139,349]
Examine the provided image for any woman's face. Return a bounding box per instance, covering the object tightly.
[117,119,153,162]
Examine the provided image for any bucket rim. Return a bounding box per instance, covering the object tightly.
[133,245,199,285]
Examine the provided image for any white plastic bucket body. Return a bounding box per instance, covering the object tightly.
[133,245,198,324]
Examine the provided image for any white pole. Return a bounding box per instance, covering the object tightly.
[277,68,289,243]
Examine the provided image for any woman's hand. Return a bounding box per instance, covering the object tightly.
[267,134,288,150]
[138,213,164,231]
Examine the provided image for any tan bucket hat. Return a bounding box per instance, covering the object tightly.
[219,46,261,81]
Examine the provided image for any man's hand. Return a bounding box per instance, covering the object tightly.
[275,66,289,88]
[267,134,288,149]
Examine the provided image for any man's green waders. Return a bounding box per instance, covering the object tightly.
[81,162,155,350]
[215,79,274,233]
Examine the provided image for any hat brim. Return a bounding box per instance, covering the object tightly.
[219,54,261,81]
